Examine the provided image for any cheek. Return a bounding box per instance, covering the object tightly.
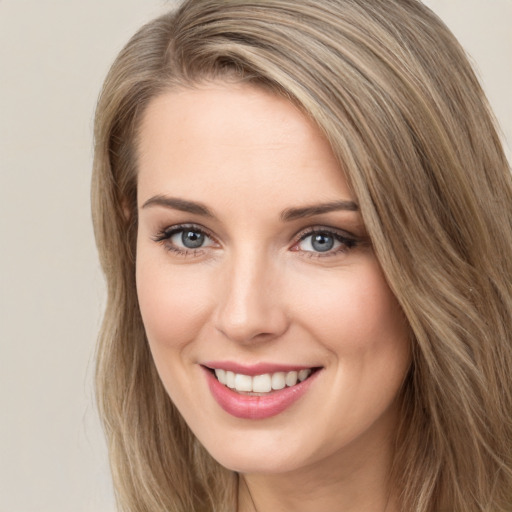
[135,252,214,352]
[288,260,411,443]
[294,260,407,350]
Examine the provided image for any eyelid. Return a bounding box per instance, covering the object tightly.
[152,223,220,256]
[152,223,363,257]
[293,225,357,244]
[153,223,216,242]
[290,225,359,256]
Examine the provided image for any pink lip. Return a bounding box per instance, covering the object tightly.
[201,365,321,420]
[202,360,314,376]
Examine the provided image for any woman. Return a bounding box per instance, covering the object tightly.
[91,1,512,511]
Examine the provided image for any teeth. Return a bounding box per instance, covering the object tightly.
[213,368,313,393]
[298,369,310,382]
[215,369,226,385]
[271,372,286,390]
[253,374,272,393]
[234,373,252,392]
[285,371,298,387]
[226,371,236,389]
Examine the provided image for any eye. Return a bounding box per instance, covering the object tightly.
[294,229,357,256]
[153,224,216,254]
[171,228,212,249]
[300,232,337,252]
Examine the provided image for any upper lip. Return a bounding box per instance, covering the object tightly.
[202,361,320,376]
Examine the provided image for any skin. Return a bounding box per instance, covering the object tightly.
[136,82,411,512]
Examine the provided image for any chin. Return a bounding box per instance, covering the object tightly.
[214,450,303,475]
[196,425,317,475]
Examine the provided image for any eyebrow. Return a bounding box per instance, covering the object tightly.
[141,195,214,217]
[280,200,359,221]
[141,195,359,221]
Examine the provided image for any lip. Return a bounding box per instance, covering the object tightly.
[201,365,322,420]
[202,360,315,376]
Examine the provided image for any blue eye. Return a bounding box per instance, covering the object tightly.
[154,224,215,254]
[173,229,207,249]
[310,233,335,252]
[296,230,356,255]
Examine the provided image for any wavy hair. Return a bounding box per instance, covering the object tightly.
[91,1,512,510]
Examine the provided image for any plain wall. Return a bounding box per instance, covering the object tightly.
[0,1,510,511]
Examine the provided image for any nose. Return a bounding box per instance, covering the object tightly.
[213,250,289,345]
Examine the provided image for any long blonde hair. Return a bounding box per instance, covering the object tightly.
[92,1,512,510]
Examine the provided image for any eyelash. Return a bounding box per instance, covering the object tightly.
[292,228,358,258]
[152,224,217,256]
[152,223,360,258]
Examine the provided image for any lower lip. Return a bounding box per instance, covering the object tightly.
[202,367,321,420]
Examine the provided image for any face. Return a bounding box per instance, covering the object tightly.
[136,82,410,477]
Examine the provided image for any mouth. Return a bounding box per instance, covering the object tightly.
[201,363,323,419]
[204,366,320,395]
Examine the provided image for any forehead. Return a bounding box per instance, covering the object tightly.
[136,82,354,211]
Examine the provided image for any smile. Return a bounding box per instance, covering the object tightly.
[213,368,313,394]
[201,363,322,419]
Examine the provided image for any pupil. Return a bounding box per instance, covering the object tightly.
[182,230,204,248]
[312,233,334,252]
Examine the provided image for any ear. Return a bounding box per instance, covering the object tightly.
[120,194,136,223]
[122,199,131,221]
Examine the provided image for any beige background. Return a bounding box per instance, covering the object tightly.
[0,1,510,511]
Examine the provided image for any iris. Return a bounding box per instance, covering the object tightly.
[182,230,205,248]
[311,233,334,252]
